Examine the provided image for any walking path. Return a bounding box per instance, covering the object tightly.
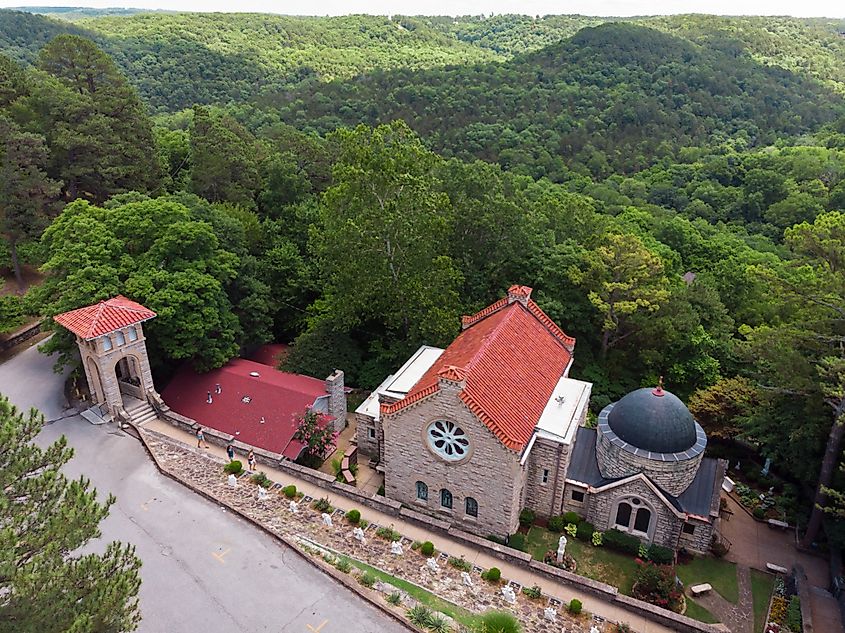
[145,417,677,633]
[691,566,753,633]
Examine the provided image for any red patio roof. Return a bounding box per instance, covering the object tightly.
[53,295,156,340]
[162,358,331,459]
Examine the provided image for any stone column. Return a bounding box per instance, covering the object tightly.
[325,369,346,432]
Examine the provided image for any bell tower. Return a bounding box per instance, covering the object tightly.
[54,296,160,420]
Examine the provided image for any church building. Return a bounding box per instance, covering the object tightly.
[356,285,724,553]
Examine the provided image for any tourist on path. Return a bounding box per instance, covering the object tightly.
[248,449,256,472]
[226,443,235,461]
[196,427,209,449]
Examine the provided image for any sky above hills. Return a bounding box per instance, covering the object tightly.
[3,0,844,18]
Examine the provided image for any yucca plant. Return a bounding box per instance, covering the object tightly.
[475,610,521,633]
[427,614,451,633]
[407,605,435,628]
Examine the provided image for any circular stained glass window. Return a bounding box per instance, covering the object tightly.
[426,420,469,461]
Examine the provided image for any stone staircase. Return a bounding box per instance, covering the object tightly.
[124,398,158,426]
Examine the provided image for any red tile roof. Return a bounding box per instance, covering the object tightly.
[53,295,156,340]
[382,286,575,451]
[162,358,331,459]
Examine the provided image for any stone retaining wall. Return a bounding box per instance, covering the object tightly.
[153,409,718,633]
[0,320,42,352]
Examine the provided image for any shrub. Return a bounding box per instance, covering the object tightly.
[282,484,297,498]
[603,529,641,555]
[548,515,566,532]
[487,534,506,545]
[407,605,434,628]
[358,571,376,588]
[648,544,674,565]
[427,614,450,633]
[481,567,501,583]
[508,533,526,551]
[224,460,243,475]
[313,496,332,513]
[360,519,369,529]
[448,556,472,572]
[638,543,649,559]
[753,506,766,520]
[518,508,536,528]
[576,520,595,541]
[476,610,521,633]
[386,591,402,606]
[568,598,583,614]
[615,624,632,633]
[563,511,581,525]
[710,538,729,558]
[377,484,385,496]
[565,523,578,538]
[522,584,542,599]
[420,541,435,557]
[250,471,271,487]
[376,526,402,542]
[592,531,603,547]
[632,561,681,611]
[411,541,421,551]
[334,559,352,573]
[346,509,361,524]
[785,596,802,631]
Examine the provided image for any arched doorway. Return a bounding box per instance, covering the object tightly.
[114,355,145,406]
[86,357,104,404]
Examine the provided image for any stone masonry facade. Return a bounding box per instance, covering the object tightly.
[382,377,525,538]
[523,437,570,518]
[596,431,703,496]
[78,323,156,417]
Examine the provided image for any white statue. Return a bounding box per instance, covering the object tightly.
[544,607,557,622]
[557,534,567,563]
[227,474,237,488]
[426,557,440,573]
[461,571,474,587]
[322,512,333,527]
[256,485,268,502]
[289,500,298,513]
[590,626,600,633]
[352,527,366,543]
[501,585,517,605]
[390,541,403,555]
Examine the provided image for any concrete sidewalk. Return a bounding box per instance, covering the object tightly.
[145,417,676,633]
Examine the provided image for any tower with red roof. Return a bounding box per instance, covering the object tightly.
[54,296,159,421]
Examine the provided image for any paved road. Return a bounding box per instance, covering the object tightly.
[0,345,408,633]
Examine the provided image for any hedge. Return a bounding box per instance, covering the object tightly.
[603,528,641,555]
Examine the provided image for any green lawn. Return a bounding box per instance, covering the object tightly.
[340,555,478,627]
[684,597,719,623]
[676,557,739,603]
[525,527,639,594]
[750,569,776,633]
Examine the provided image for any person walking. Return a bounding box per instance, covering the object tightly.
[196,427,209,449]
[226,443,235,462]
[247,448,256,472]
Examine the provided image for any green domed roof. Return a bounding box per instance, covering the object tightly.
[607,387,697,453]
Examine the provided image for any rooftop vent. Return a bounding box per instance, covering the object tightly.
[555,395,566,405]
[249,371,260,378]
[241,396,251,404]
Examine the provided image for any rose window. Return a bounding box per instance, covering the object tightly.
[426,420,469,461]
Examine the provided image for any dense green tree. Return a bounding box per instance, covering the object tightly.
[189,105,261,207]
[0,394,142,632]
[0,116,60,288]
[688,376,759,440]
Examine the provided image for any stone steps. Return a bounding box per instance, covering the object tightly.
[125,401,158,426]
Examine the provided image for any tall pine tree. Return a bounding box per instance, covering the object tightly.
[0,395,142,632]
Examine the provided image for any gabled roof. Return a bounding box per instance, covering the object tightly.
[162,358,331,460]
[53,295,156,340]
[382,286,575,451]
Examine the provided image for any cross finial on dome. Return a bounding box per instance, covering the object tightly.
[652,376,665,397]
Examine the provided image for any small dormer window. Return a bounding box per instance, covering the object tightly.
[115,330,126,346]
[127,326,138,342]
[102,336,112,351]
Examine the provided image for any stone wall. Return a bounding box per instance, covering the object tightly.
[355,412,380,458]
[561,481,590,517]
[586,478,684,551]
[596,429,702,496]
[523,437,569,518]
[325,370,346,432]
[382,379,524,538]
[0,320,42,352]
[676,516,713,554]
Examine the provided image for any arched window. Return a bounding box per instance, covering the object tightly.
[115,330,126,346]
[440,488,453,509]
[634,508,651,534]
[416,481,428,501]
[102,336,113,351]
[465,497,478,517]
[127,326,138,342]
[615,502,632,528]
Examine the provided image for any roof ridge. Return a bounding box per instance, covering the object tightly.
[526,299,576,351]
[460,296,508,329]
[463,302,518,375]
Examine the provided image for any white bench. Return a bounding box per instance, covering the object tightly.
[767,519,789,529]
[766,563,789,574]
[690,583,712,596]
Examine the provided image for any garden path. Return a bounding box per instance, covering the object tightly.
[689,565,752,633]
